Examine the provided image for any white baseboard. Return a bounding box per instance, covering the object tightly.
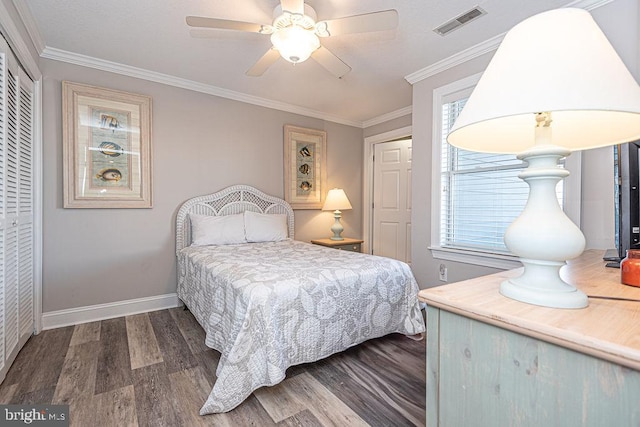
[41,293,182,330]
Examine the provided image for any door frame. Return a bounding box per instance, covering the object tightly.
[363,125,412,254]
[0,4,44,334]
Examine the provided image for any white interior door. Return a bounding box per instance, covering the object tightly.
[372,139,412,263]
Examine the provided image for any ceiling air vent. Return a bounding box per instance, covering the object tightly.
[434,7,486,36]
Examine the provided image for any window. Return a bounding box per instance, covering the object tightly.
[431,74,579,269]
[440,103,532,253]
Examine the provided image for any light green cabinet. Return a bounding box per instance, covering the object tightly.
[426,307,640,426]
[420,251,640,427]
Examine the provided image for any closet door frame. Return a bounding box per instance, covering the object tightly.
[0,3,43,337]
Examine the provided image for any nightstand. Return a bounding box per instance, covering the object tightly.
[310,237,364,252]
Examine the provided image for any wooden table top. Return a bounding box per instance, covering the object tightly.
[310,237,364,246]
[418,250,640,370]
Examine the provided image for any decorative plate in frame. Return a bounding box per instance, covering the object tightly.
[283,125,327,209]
[62,81,152,208]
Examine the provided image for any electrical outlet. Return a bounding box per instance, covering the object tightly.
[439,263,448,282]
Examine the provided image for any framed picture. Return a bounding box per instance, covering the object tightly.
[62,81,152,208]
[283,125,327,209]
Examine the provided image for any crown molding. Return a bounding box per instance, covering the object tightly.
[405,34,502,85]
[405,0,616,85]
[566,0,615,11]
[362,106,412,128]
[41,45,414,129]
[12,0,45,54]
[41,46,363,128]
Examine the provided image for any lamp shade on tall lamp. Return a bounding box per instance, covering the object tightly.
[447,8,640,309]
[322,188,353,240]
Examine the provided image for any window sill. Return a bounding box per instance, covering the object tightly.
[429,246,522,270]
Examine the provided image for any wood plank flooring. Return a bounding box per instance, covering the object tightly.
[0,308,426,426]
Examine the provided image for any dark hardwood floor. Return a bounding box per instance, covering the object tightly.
[0,307,426,426]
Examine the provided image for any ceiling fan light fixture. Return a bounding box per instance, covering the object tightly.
[187,3,398,77]
[271,26,320,63]
[273,5,317,30]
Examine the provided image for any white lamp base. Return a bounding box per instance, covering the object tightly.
[500,259,588,309]
[501,139,588,309]
[330,210,344,240]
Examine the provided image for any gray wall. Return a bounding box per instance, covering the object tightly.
[41,59,363,312]
[410,53,500,288]
[408,0,640,288]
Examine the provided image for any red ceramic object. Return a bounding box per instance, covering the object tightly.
[621,249,640,287]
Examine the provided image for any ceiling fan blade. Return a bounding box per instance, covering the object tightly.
[311,45,351,78]
[186,16,268,33]
[280,0,304,15]
[246,49,281,77]
[315,10,398,37]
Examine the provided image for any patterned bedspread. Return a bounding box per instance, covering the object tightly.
[177,239,425,414]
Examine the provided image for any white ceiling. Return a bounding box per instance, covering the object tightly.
[22,0,591,126]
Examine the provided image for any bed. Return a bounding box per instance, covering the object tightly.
[176,185,425,414]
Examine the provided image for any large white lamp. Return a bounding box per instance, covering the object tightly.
[447,8,640,309]
[322,188,353,240]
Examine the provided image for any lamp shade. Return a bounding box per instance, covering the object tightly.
[447,8,640,154]
[322,188,352,211]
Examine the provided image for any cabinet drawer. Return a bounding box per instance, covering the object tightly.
[336,243,361,252]
[310,238,363,252]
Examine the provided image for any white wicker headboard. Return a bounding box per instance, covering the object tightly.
[176,185,295,254]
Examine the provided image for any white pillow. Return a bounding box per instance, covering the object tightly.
[244,210,288,243]
[190,213,246,246]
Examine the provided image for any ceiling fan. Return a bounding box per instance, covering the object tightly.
[186,0,398,78]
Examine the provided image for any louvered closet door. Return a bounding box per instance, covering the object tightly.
[4,50,18,363]
[0,36,34,381]
[17,68,33,340]
[0,40,6,375]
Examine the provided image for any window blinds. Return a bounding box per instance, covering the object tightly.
[440,98,563,253]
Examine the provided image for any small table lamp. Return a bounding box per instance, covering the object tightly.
[447,8,640,309]
[322,188,353,240]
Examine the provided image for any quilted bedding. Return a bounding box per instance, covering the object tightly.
[177,239,425,414]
